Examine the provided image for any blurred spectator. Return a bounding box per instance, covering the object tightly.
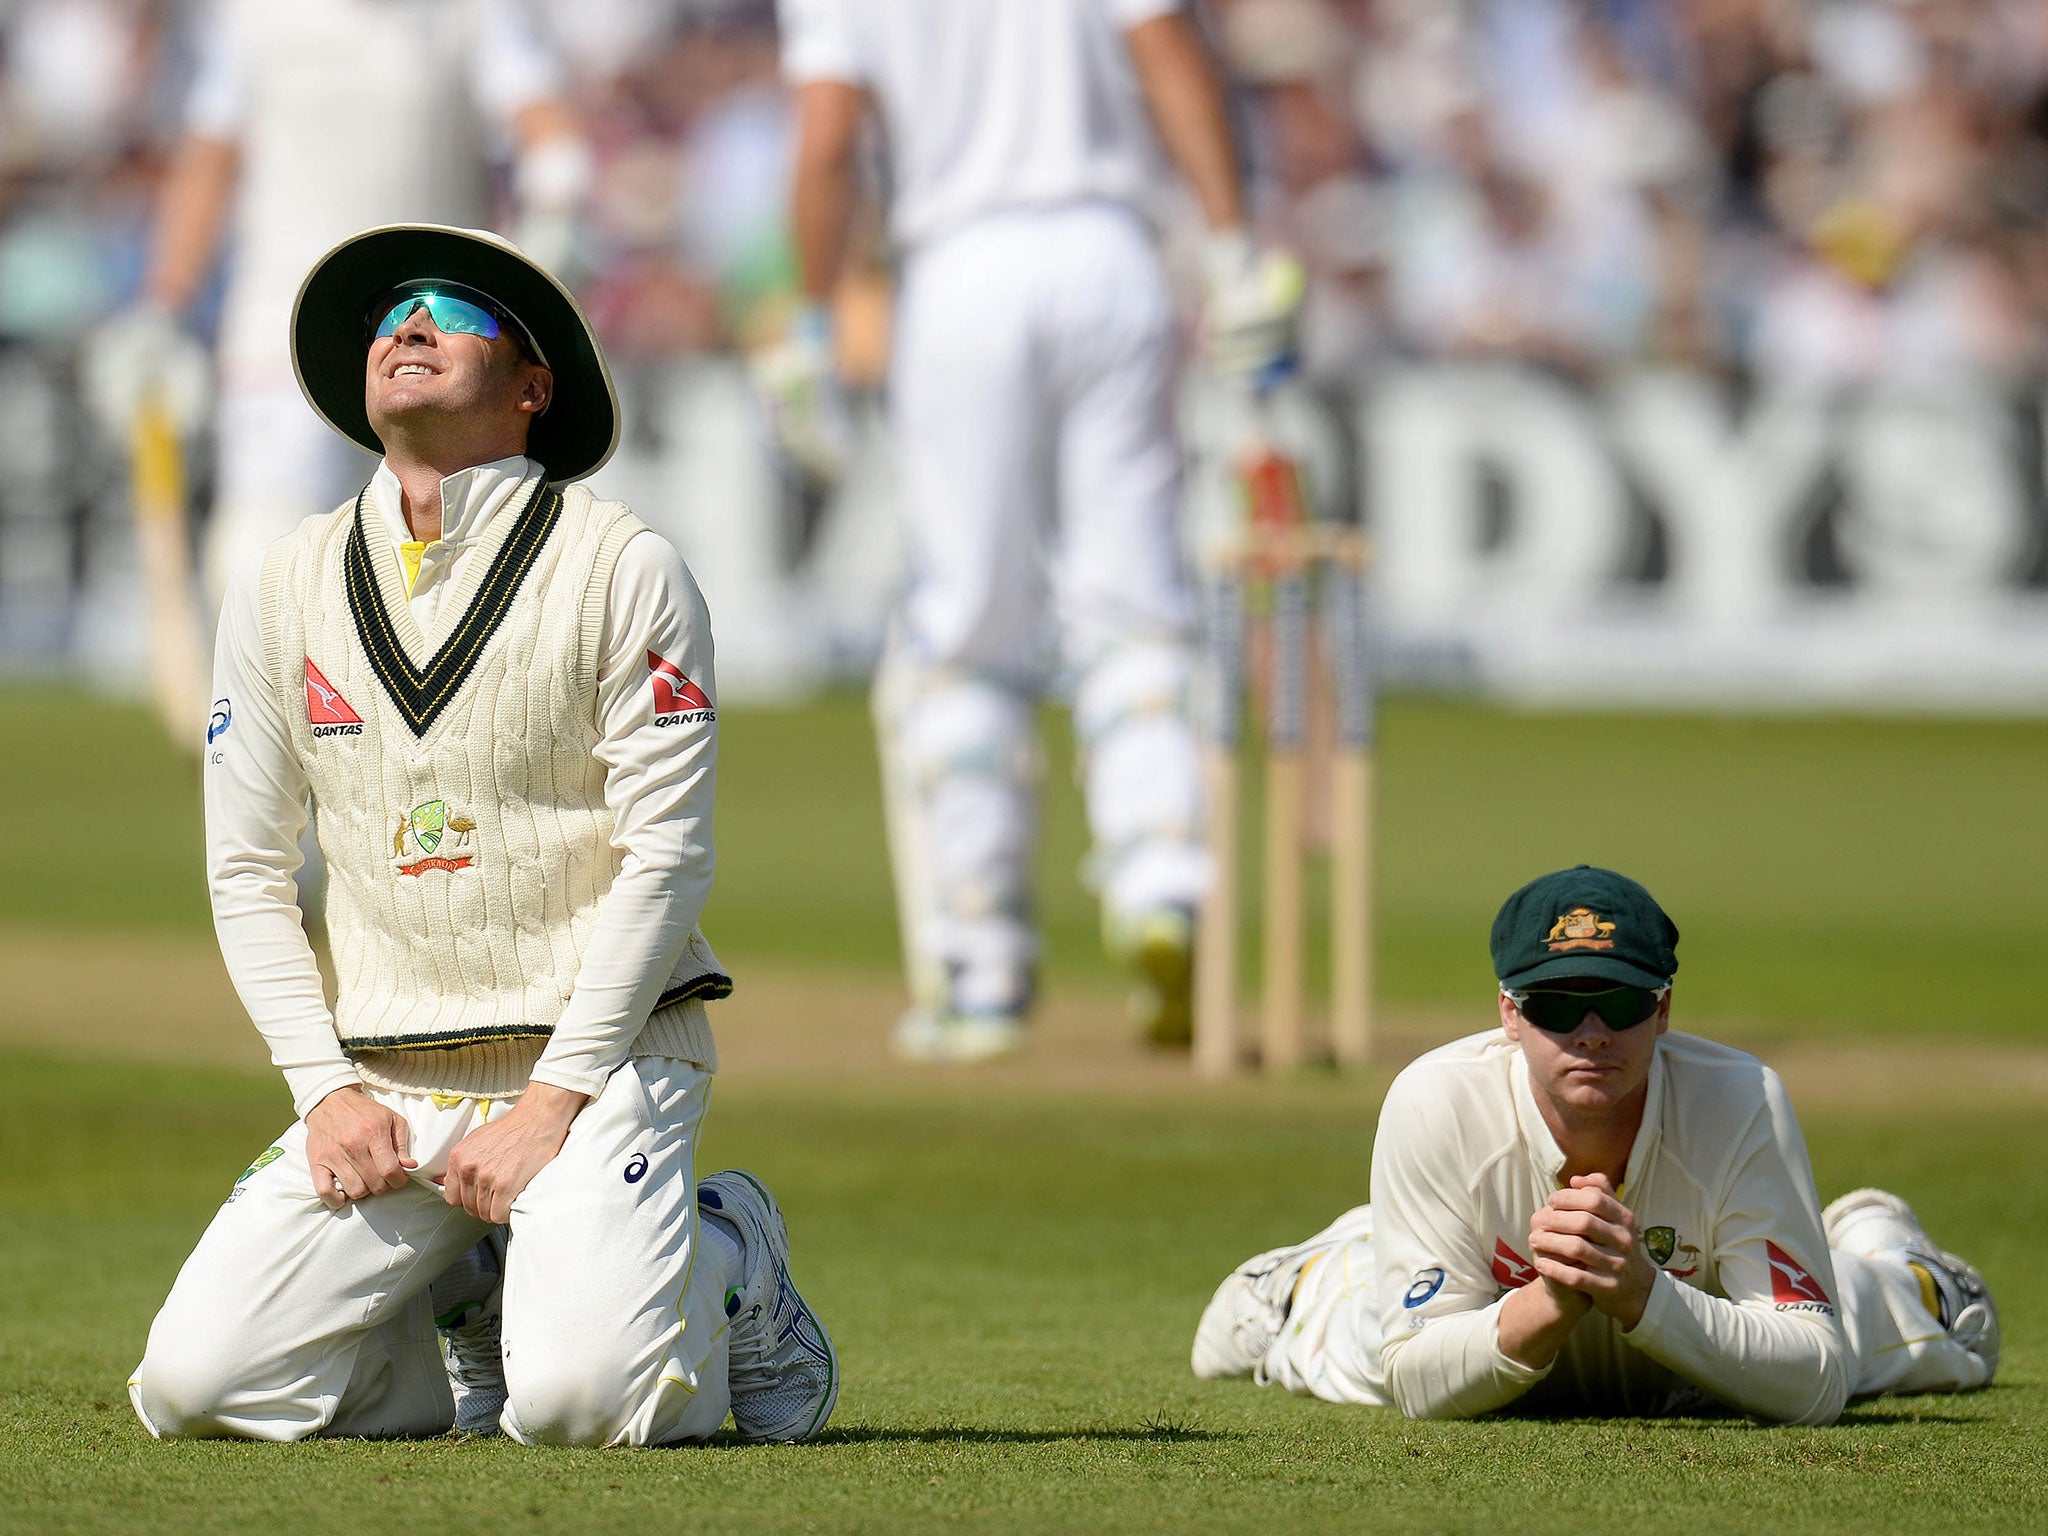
[575,4,796,359]
[11,0,2048,679]
[11,0,2047,419]
[1203,0,2048,384]
[0,0,172,669]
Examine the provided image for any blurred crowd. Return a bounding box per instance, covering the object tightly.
[4,0,2046,392]
[1223,0,2048,390]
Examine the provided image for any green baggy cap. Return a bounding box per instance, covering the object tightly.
[1491,865,1679,991]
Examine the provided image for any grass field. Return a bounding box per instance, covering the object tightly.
[1,688,2043,1535]
[5,688,2046,1035]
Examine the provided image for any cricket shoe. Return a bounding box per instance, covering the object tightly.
[890,1007,1027,1063]
[430,1226,508,1436]
[698,1169,839,1442]
[1191,1205,1374,1380]
[1824,1188,2000,1381]
[1108,906,1195,1048]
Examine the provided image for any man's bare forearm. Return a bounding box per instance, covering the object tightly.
[147,135,239,313]
[1497,1275,1593,1369]
[791,81,870,305]
[1126,12,1244,231]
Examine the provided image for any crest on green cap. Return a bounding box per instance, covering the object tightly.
[1491,865,1679,991]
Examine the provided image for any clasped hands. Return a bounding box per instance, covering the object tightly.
[1527,1173,1660,1333]
[304,1082,588,1223]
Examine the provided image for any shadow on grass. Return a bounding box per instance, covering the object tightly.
[1481,1400,1990,1431]
[1831,1403,1994,1427]
[796,1422,1233,1447]
[139,1422,1238,1455]
[1620,1411,1991,1430]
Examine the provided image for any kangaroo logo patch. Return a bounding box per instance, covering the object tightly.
[648,651,715,726]
[305,658,364,737]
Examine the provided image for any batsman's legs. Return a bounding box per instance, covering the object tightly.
[898,674,1042,1019]
[1049,209,1207,1029]
[886,223,1054,1039]
[130,1110,490,1440]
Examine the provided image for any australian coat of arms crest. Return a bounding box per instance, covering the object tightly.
[1546,906,1617,952]
[391,799,478,876]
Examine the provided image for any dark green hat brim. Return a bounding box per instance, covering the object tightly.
[291,223,618,484]
[1499,953,1673,992]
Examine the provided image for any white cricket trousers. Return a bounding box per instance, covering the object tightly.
[1255,1206,1992,1408]
[129,1058,733,1446]
[889,204,1206,1002]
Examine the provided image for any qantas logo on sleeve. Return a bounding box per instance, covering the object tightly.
[1491,1238,1537,1289]
[649,650,715,725]
[1766,1240,1835,1313]
[304,659,364,737]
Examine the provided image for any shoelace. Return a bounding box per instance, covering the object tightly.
[724,1285,779,1395]
[441,1304,503,1383]
[726,1263,825,1396]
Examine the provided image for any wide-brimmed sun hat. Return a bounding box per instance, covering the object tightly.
[291,223,619,483]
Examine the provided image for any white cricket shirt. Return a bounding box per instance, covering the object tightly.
[206,456,720,1115]
[1372,1030,1853,1424]
[777,0,1182,249]
[183,0,562,388]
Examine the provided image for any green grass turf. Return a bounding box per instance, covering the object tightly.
[2,687,2044,1038]
[0,1052,2039,1536]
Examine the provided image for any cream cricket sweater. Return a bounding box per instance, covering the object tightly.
[207,457,726,1111]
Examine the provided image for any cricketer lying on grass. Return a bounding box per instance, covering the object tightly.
[129,224,836,1447]
[1194,867,2000,1423]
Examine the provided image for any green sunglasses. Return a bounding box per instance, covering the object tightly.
[370,283,543,364]
[1506,985,1666,1034]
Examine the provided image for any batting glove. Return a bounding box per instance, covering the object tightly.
[80,303,213,440]
[1201,230,1307,384]
[510,133,595,287]
[751,303,852,485]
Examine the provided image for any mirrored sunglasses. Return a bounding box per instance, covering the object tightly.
[370,284,542,363]
[1508,985,1664,1034]
[374,290,503,340]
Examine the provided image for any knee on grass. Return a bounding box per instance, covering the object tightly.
[503,1355,635,1448]
[129,1346,311,1442]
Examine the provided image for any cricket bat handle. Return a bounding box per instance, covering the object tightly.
[131,399,208,753]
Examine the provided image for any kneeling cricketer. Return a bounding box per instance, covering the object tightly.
[129,224,836,1446]
[1194,866,1999,1423]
